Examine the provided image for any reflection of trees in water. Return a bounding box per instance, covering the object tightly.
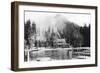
[24,15,90,62]
[28,48,73,61]
[24,47,90,62]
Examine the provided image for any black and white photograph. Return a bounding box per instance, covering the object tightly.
[11,2,97,71]
[24,11,91,62]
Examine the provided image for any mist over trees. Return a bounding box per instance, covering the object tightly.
[58,21,83,47]
[24,15,90,48]
[57,20,90,47]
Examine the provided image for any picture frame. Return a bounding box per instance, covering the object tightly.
[11,1,98,71]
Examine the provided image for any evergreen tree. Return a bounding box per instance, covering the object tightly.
[80,24,90,47]
[24,20,31,49]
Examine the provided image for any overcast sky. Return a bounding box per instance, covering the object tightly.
[25,11,91,28]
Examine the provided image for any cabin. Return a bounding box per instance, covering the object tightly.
[53,39,71,48]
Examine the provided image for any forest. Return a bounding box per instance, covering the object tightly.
[24,17,90,49]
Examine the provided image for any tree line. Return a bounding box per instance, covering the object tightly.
[24,19,90,49]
